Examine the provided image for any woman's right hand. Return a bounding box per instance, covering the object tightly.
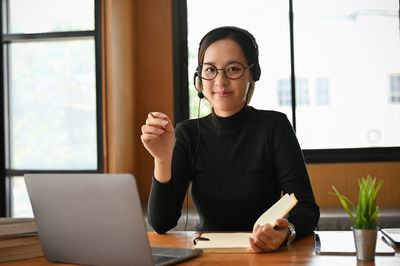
[141,112,176,163]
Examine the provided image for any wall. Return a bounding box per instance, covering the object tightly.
[102,0,400,207]
[133,0,175,202]
[102,0,174,203]
[307,162,400,207]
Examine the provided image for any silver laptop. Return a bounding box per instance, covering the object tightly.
[25,173,202,266]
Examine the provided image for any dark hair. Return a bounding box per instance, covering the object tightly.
[198,26,261,81]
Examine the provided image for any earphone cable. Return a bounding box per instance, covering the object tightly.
[184,96,202,231]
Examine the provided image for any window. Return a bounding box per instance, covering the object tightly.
[316,78,330,106]
[295,79,310,106]
[1,0,103,217]
[278,79,291,106]
[390,74,400,103]
[278,78,311,106]
[173,0,400,162]
[294,0,400,152]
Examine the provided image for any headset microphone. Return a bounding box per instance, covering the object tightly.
[197,92,204,99]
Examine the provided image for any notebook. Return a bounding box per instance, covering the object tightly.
[314,231,395,255]
[194,193,298,252]
[25,173,202,266]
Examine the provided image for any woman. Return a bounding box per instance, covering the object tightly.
[141,26,319,252]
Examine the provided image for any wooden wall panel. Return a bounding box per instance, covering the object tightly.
[102,0,137,175]
[102,0,174,203]
[307,162,400,207]
[133,0,174,203]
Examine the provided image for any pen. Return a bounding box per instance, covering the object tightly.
[193,236,210,245]
[381,235,396,249]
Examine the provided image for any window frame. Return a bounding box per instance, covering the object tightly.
[172,0,400,164]
[0,0,103,217]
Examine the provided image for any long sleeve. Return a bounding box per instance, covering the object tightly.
[147,123,192,234]
[271,114,320,239]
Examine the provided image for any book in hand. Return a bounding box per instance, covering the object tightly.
[381,228,400,247]
[194,193,298,253]
[0,218,38,239]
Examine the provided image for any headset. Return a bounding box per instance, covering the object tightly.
[193,72,204,99]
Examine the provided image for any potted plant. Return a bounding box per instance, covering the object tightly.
[331,175,383,261]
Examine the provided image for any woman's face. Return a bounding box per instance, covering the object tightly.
[201,38,253,117]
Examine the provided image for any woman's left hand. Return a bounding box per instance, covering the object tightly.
[248,218,290,253]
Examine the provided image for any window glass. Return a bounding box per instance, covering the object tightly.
[4,1,98,218]
[8,0,94,34]
[11,176,33,218]
[390,74,400,103]
[316,78,330,106]
[187,0,292,122]
[294,0,400,149]
[9,39,97,170]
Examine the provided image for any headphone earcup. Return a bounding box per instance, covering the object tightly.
[246,82,255,104]
[195,76,203,92]
[195,76,204,99]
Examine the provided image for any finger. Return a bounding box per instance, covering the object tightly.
[261,224,286,249]
[141,124,165,135]
[249,237,264,253]
[275,218,289,228]
[252,224,260,236]
[256,226,277,250]
[262,223,281,236]
[146,116,172,133]
[252,231,267,247]
[256,225,278,250]
[147,116,169,128]
[261,224,274,234]
[271,219,290,240]
[262,224,283,240]
[148,112,167,119]
[141,133,157,142]
[163,116,175,133]
[251,224,261,238]
[255,227,271,243]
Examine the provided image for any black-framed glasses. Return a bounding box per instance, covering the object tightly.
[197,62,254,80]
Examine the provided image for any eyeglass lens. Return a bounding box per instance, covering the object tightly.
[200,63,246,80]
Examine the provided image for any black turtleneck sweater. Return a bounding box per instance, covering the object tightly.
[148,106,319,240]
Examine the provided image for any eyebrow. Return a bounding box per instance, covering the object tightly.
[202,61,245,66]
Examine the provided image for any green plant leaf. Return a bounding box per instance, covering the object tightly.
[331,186,356,223]
[331,176,383,229]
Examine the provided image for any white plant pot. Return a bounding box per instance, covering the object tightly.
[352,227,378,261]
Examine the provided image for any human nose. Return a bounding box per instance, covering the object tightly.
[214,68,229,84]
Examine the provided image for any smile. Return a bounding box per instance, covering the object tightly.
[214,91,233,97]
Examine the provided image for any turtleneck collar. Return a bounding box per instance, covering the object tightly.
[208,105,253,131]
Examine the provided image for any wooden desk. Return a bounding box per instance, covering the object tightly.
[1,231,399,265]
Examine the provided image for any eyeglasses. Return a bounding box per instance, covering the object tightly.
[197,62,254,80]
